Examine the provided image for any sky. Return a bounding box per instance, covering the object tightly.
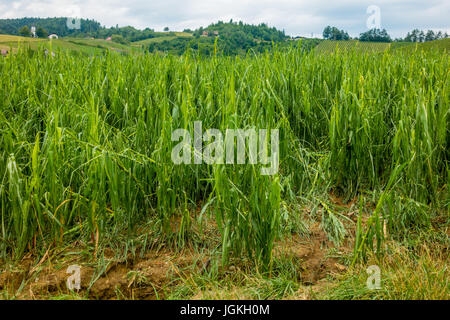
[0,0,449,38]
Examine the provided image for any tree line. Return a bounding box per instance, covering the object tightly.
[0,17,101,37]
[2,17,448,50]
[148,21,291,56]
[323,25,449,43]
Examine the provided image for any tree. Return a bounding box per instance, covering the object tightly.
[164,27,169,32]
[322,26,350,40]
[19,26,31,37]
[36,26,48,38]
[402,29,448,42]
[425,30,435,42]
[405,29,421,42]
[359,28,392,42]
[418,30,425,42]
[111,34,129,45]
[1,17,101,37]
[323,26,332,39]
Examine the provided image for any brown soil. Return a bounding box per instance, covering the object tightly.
[275,222,351,286]
[0,205,354,300]
[0,248,204,300]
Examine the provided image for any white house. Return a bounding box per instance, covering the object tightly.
[48,34,59,39]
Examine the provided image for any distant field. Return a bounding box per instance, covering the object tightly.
[315,40,392,53]
[65,38,142,54]
[0,34,45,52]
[0,35,104,55]
[315,39,449,54]
[392,38,450,52]
[0,33,193,52]
[0,34,44,43]
[132,33,192,47]
[0,34,141,55]
[132,36,178,46]
[2,34,448,57]
[153,31,192,37]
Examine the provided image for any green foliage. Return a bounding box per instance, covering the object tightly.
[95,26,157,42]
[111,34,130,45]
[194,21,287,42]
[323,26,350,40]
[146,28,313,56]
[1,17,101,37]
[18,26,31,37]
[359,28,392,42]
[0,44,447,272]
[36,26,48,38]
[402,29,449,42]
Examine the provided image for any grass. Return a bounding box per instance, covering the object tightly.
[315,40,391,53]
[0,35,141,55]
[0,41,448,299]
[315,39,450,54]
[393,38,450,52]
[65,38,144,55]
[131,34,193,47]
[0,34,45,42]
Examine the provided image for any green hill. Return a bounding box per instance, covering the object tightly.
[131,32,192,47]
[315,39,449,54]
[392,38,450,52]
[0,34,139,55]
[315,40,391,53]
[0,17,101,37]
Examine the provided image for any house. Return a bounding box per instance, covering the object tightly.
[48,34,59,39]
[106,37,112,41]
[201,31,208,37]
[213,31,219,36]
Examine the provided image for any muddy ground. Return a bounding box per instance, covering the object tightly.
[0,221,352,300]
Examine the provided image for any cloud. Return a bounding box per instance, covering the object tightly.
[0,0,448,37]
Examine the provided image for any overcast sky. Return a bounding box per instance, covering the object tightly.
[0,0,449,38]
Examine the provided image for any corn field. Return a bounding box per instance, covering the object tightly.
[0,45,448,270]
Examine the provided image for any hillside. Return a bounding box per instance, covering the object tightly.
[0,34,139,55]
[145,21,289,55]
[315,39,450,53]
[315,40,391,53]
[131,32,193,47]
[0,17,101,37]
[392,38,450,52]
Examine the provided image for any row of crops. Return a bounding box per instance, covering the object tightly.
[0,46,448,270]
